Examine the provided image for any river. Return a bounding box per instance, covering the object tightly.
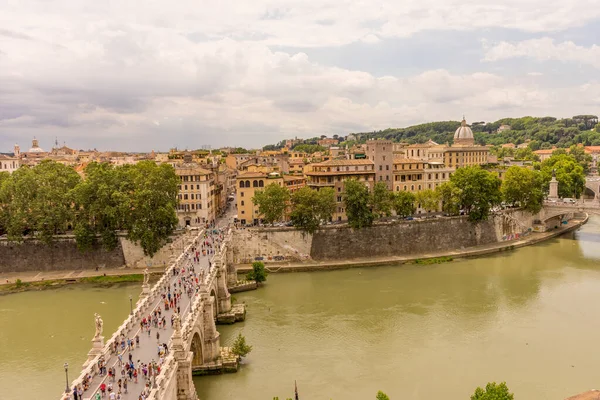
[2,218,600,399]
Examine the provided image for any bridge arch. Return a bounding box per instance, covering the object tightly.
[190,331,205,368]
[210,288,218,319]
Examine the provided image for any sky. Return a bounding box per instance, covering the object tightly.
[1,0,599,152]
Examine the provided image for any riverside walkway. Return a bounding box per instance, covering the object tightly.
[62,208,237,400]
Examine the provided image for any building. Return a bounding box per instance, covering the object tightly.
[533,148,556,162]
[497,124,511,133]
[392,159,425,193]
[305,159,375,221]
[366,139,393,189]
[0,151,20,174]
[444,118,490,168]
[174,154,216,227]
[317,138,339,148]
[236,170,285,225]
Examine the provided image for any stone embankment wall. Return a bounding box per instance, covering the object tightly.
[0,237,125,272]
[234,210,535,262]
[0,231,186,272]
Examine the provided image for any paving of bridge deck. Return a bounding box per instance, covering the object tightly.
[79,213,234,400]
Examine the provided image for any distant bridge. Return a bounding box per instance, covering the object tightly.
[62,223,243,400]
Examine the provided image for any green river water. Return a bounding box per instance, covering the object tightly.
[2,218,600,399]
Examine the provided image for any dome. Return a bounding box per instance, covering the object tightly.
[28,138,45,153]
[454,118,474,145]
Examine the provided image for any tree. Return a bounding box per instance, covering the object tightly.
[392,191,416,217]
[252,183,290,224]
[471,382,514,400]
[231,332,253,358]
[436,182,461,216]
[501,166,545,213]
[0,161,81,244]
[371,182,393,218]
[568,144,593,174]
[343,179,374,229]
[376,391,390,400]
[72,162,130,252]
[540,153,585,198]
[448,166,502,222]
[415,189,439,213]
[125,161,179,257]
[290,187,336,234]
[246,261,268,284]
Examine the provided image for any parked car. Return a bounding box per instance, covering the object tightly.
[563,198,576,204]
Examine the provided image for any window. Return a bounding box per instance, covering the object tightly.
[411,185,414,191]
[241,201,245,206]
[386,165,389,170]
[253,180,258,187]
[418,185,421,190]
[184,194,188,200]
[338,187,341,192]
[396,186,399,191]
[259,180,264,187]
[379,176,382,181]
[196,185,200,189]
[379,165,382,171]
[245,180,250,187]
[185,185,188,190]
[241,210,245,214]
[383,156,386,161]
[337,196,342,202]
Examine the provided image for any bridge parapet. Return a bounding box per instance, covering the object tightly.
[61,229,206,400]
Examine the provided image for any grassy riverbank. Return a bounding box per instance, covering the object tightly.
[0,274,144,296]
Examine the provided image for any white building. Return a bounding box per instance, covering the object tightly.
[0,145,21,174]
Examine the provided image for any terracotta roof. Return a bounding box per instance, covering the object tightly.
[310,159,374,167]
[565,390,600,400]
[236,171,270,179]
[534,149,556,154]
[283,175,306,182]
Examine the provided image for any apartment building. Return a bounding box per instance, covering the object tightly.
[305,159,375,221]
[174,154,216,227]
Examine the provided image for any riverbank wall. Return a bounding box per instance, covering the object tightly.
[232,209,535,263]
[234,211,588,273]
[0,231,186,273]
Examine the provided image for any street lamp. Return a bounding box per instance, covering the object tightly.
[64,362,69,393]
[129,295,133,315]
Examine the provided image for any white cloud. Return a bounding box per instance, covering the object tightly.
[483,38,600,68]
[0,1,599,150]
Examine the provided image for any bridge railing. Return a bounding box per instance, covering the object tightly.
[60,229,205,400]
[145,352,178,400]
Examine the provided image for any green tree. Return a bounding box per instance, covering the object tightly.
[231,332,253,358]
[471,382,514,400]
[448,166,502,222]
[436,182,461,216]
[344,179,374,229]
[415,189,439,213]
[246,261,268,283]
[72,162,130,252]
[392,191,416,217]
[290,187,336,234]
[376,391,390,400]
[540,153,585,198]
[125,161,179,257]
[252,183,290,224]
[501,166,545,213]
[514,147,539,161]
[0,161,81,244]
[568,144,593,174]
[371,182,393,218]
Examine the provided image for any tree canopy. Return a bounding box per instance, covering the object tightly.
[501,166,545,213]
[252,183,291,224]
[392,191,416,218]
[440,166,502,222]
[371,182,393,218]
[290,187,336,234]
[0,160,179,257]
[471,382,514,400]
[343,179,374,229]
[540,153,585,198]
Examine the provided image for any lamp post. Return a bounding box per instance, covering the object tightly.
[64,362,69,393]
[129,294,133,315]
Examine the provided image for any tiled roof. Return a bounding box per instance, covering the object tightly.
[310,159,374,167]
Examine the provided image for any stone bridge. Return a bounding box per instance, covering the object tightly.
[584,177,600,199]
[61,225,245,400]
[537,200,600,229]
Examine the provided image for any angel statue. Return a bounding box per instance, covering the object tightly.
[94,313,104,338]
[173,312,182,333]
[143,268,150,286]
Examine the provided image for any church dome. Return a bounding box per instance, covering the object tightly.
[454,118,474,145]
[28,138,45,153]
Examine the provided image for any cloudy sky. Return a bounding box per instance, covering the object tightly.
[1,0,599,152]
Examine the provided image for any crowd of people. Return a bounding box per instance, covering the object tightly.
[69,223,229,400]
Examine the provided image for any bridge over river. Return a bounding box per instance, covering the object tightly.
[61,218,244,400]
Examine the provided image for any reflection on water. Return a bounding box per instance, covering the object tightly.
[2,218,600,399]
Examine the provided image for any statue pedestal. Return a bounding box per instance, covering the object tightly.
[141,283,151,297]
[83,336,104,368]
[549,177,559,199]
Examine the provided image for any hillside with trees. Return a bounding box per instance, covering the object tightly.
[264,115,600,151]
